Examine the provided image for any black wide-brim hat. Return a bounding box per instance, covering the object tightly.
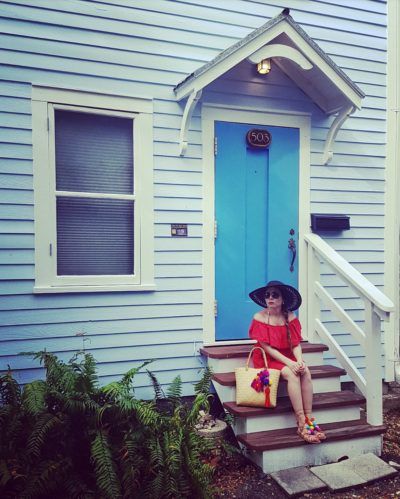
[249,280,302,311]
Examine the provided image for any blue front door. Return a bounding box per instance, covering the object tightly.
[215,121,300,341]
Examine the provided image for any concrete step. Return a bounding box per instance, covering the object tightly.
[237,420,386,473]
[224,390,365,433]
[201,342,328,372]
[212,365,346,402]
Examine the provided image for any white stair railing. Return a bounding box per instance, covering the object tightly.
[305,233,394,426]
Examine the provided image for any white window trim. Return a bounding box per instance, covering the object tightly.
[385,1,400,381]
[32,86,155,293]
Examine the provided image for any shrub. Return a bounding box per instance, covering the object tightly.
[0,351,215,498]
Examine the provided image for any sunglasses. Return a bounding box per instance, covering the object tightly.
[265,291,281,299]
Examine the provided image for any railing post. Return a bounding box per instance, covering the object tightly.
[307,245,320,343]
[364,300,383,426]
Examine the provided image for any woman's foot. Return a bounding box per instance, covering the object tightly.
[305,416,326,441]
[297,425,320,444]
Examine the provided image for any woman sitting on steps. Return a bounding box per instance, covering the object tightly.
[248,280,327,444]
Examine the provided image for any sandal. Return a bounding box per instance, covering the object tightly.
[305,416,326,441]
[297,425,320,444]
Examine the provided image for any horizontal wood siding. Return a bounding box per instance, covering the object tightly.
[0,0,387,391]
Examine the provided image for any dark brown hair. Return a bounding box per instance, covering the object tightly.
[282,303,292,351]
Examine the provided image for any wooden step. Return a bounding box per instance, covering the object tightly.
[201,341,328,359]
[213,365,346,386]
[223,390,365,417]
[203,342,328,372]
[225,391,364,434]
[212,365,345,404]
[237,419,385,452]
[238,419,385,473]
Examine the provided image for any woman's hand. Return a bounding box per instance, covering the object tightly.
[287,360,306,375]
[287,360,301,375]
[296,360,306,374]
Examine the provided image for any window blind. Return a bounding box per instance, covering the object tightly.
[55,110,133,194]
[57,197,134,275]
[54,110,135,277]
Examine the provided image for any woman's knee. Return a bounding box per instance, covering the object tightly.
[282,367,300,383]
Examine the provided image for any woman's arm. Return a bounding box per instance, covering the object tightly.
[292,344,303,362]
[292,344,306,373]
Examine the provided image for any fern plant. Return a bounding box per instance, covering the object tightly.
[140,368,216,498]
[0,352,217,498]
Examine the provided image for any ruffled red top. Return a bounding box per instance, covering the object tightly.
[248,317,303,370]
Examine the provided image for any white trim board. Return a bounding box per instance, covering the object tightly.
[385,0,400,382]
[174,12,364,112]
[31,86,153,113]
[201,105,311,345]
[175,11,364,165]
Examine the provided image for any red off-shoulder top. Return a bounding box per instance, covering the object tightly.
[248,317,303,370]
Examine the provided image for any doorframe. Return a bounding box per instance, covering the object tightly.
[202,105,311,345]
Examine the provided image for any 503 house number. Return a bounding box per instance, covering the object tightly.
[246,129,272,149]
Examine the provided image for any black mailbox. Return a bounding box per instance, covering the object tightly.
[311,214,350,232]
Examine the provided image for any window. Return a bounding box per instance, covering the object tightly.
[32,87,154,292]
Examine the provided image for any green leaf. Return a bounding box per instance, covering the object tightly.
[22,380,46,415]
[194,366,213,396]
[0,368,21,407]
[147,370,165,400]
[27,412,61,458]
[120,360,153,388]
[91,430,121,499]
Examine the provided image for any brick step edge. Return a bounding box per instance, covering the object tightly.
[237,419,386,451]
[201,341,328,359]
[213,365,346,386]
[223,390,365,416]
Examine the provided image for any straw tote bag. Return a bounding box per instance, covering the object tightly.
[235,347,280,408]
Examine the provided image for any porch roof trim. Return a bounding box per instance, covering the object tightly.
[174,9,365,113]
[174,9,366,161]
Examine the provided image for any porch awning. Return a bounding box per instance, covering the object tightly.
[174,9,365,162]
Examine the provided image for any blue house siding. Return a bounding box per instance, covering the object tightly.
[0,0,388,393]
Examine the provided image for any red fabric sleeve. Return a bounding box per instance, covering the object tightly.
[289,317,303,347]
[248,319,270,343]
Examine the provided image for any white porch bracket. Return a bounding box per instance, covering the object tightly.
[179,89,202,156]
[322,104,356,165]
[247,43,313,71]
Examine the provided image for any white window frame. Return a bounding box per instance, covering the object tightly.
[32,86,155,293]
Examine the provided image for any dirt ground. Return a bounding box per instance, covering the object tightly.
[212,408,400,498]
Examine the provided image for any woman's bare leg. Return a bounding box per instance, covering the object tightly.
[281,366,320,444]
[301,367,326,440]
[281,366,304,418]
[299,366,313,415]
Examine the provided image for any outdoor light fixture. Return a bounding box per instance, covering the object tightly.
[257,58,271,74]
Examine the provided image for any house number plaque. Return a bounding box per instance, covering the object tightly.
[246,129,272,149]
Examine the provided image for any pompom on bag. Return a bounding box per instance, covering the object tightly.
[235,346,280,408]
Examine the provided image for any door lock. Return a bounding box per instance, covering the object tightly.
[288,229,296,272]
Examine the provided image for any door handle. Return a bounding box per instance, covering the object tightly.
[288,237,296,272]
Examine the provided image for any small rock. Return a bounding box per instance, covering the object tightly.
[389,460,400,469]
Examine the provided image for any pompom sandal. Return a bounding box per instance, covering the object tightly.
[297,424,320,444]
[305,416,326,441]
